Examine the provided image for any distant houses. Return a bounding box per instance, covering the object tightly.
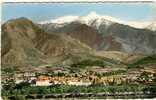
[35,76,52,86]
[67,80,92,86]
[3,70,155,87]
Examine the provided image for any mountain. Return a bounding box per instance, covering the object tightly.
[100,23,156,54]
[1,17,92,67]
[47,22,104,50]
[39,12,120,31]
[2,17,156,75]
[40,12,155,30]
[2,17,131,74]
[2,17,45,66]
[39,12,156,54]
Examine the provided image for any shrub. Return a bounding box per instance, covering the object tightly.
[71,59,106,68]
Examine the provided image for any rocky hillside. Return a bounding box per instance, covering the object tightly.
[48,22,104,50]
[2,17,156,71]
[1,18,92,67]
[99,23,156,54]
[40,20,156,54]
[2,17,45,66]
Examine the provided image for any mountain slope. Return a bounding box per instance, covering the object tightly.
[2,17,45,66]
[57,22,104,50]
[1,18,92,67]
[40,12,155,30]
[3,17,155,74]
[104,23,156,54]
[40,13,156,54]
[128,54,156,69]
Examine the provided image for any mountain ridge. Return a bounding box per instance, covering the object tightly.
[40,12,155,30]
[1,17,93,67]
[40,16,156,54]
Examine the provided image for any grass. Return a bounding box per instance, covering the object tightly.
[128,54,156,69]
[71,59,106,68]
[2,84,152,96]
[133,54,156,65]
[95,70,126,77]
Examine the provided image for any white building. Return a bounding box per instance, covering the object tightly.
[35,80,52,86]
[67,80,92,86]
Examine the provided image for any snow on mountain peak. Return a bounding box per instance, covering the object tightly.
[146,20,156,31]
[39,11,155,30]
[84,11,100,20]
[126,21,151,29]
[51,16,79,24]
[40,15,79,24]
[40,11,120,25]
[80,11,122,25]
[78,11,124,29]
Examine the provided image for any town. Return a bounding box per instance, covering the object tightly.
[2,68,156,87]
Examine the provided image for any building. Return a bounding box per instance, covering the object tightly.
[67,80,92,86]
[34,76,52,86]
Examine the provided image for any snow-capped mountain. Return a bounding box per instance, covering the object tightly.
[40,16,79,24]
[39,12,156,54]
[147,21,156,31]
[39,11,154,30]
[40,12,124,29]
[80,12,121,29]
[126,21,151,29]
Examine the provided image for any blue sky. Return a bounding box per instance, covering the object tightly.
[2,3,156,23]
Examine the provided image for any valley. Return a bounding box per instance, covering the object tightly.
[1,16,156,99]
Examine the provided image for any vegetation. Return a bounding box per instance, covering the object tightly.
[71,59,106,68]
[134,55,156,65]
[128,54,156,68]
[2,84,153,96]
[95,70,126,77]
[143,84,156,94]
[1,64,18,74]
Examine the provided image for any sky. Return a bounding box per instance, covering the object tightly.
[2,3,156,23]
